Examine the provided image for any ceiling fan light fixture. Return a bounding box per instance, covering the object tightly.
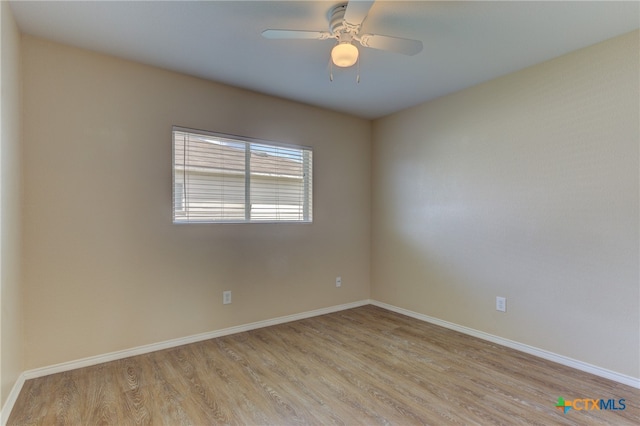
[331,42,359,67]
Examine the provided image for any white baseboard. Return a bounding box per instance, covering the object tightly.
[22,299,369,381]
[370,300,640,389]
[1,372,26,426]
[1,299,369,425]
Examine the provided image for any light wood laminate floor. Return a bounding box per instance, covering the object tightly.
[8,305,640,425]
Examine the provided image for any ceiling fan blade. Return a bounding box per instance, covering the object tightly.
[261,29,332,40]
[344,0,375,26]
[358,34,423,56]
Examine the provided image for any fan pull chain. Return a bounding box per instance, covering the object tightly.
[328,55,361,83]
[329,58,334,82]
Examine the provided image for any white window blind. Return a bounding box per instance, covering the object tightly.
[173,127,313,223]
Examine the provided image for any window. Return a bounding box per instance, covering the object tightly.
[173,127,313,223]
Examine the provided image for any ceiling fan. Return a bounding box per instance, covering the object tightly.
[262,1,423,70]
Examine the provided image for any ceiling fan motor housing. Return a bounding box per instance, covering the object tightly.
[330,3,360,41]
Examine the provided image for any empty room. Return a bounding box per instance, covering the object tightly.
[1,0,639,424]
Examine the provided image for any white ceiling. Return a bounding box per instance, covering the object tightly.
[9,0,640,119]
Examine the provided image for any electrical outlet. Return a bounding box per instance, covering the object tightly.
[336,276,342,287]
[496,296,506,312]
[223,290,232,305]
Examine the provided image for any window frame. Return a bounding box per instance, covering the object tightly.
[172,126,313,224]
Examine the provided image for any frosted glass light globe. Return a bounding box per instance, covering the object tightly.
[331,43,359,67]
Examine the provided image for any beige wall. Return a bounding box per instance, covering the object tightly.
[21,36,371,369]
[0,1,23,407]
[372,30,640,378]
